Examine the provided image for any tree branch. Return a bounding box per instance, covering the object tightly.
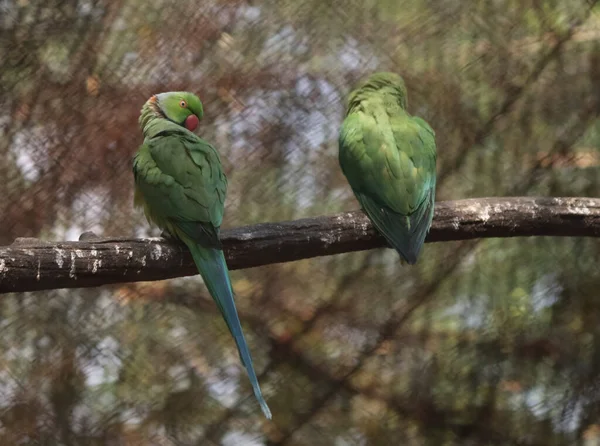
[1,197,598,294]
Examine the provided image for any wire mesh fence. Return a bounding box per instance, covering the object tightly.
[1,0,600,444]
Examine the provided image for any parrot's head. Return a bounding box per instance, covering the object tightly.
[153,91,204,132]
[347,72,408,112]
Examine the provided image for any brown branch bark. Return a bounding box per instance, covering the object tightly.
[1,196,599,294]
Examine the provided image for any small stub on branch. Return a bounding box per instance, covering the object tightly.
[79,231,101,241]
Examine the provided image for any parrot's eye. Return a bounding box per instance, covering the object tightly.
[179,100,187,108]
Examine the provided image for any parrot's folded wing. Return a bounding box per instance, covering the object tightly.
[339,104,436,264]
[133,135,226,249]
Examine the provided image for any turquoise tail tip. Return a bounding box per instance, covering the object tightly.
[250,380,271,419]
[260,398,272,420]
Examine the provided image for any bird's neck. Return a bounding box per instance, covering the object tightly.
[138,95,181,139]
[347,89,407,116]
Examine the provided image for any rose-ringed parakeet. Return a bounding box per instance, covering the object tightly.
[133,92,271,419]
[338,73,437,264]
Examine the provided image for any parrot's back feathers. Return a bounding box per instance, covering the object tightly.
[339,72,437,264]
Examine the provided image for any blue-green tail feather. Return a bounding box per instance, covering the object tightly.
[186,242,272,419]
[357,188,435,265]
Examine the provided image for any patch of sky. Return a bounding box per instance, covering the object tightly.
[222,431,265,446]
[0,0,18,30]
[11,125,51,182]
[76,0,105,19]
[53,189,107,240]
[337,38,380,72]
[205,364,242,409]
[513,386,582,432]
[530,273,561,313]
[259,25,296,63]
[238,5,261,22]
[442,294,489,329]
[0,371,19,410]
[79,335,122,387]
[282,77,344,211]
[168,364,192,392]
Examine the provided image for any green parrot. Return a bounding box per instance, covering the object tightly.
[338,72,437,264]
[132,92,271,419]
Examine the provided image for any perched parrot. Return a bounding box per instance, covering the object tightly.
[338,72,437,264]
[132,92,271,419]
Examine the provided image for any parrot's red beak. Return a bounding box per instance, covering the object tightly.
[185,114,199,131]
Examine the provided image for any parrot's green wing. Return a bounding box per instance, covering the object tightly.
[339,112,436,264]
[133,130,227,249]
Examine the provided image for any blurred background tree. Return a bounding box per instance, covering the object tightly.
[1,0,599,444]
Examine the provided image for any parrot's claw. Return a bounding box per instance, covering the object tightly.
[160,230,176,241]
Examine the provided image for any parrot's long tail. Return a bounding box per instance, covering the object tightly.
[186,242,272,419]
